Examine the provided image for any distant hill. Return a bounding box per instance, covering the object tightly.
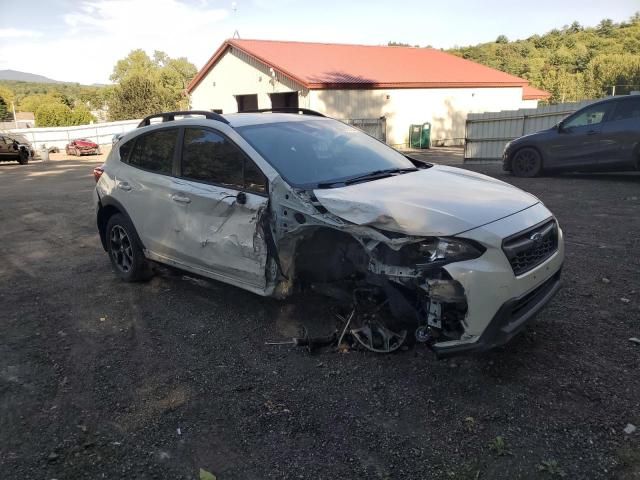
[0,69,61,83]
[448,13,640,103]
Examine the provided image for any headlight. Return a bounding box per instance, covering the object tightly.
[503,141,512,154]
[414,237,485,266]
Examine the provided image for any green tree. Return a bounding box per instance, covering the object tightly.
[107,49,197,117]
[69,104,96,125]
[107,75,168,121]
[448,13,640,103]
[35,102,72,127]
[0,97,10,121]
[495,35,509,44]
[19,94,61,113]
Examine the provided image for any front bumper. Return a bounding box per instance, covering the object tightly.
[428,203,564,357]
[432,269,561,358]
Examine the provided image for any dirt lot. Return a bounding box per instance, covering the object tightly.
[1,151,639,480]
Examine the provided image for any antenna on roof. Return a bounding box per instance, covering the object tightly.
[232,2,240,39]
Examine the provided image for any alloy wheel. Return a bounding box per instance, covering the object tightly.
[109,225,134,273]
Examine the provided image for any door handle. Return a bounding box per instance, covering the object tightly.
[171,193,191,204]
[586,130,598,136]
[118,181,131,191]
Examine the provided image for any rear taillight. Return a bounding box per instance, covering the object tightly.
[93,165,105,183]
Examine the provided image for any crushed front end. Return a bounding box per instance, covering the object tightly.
[268,179,565,358]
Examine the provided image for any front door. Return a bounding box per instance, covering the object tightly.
[545,102,614,170]
[173,127,270,288]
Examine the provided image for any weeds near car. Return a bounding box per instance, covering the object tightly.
[538,460,567,477]
[488,436,512,456]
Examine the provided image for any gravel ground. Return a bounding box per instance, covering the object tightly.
[1,152,639,480]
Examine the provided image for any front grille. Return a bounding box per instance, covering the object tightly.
[503,219,558,276]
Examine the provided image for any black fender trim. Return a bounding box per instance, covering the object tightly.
[96,194,143,251]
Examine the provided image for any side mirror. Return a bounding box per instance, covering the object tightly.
[236,191,247,205]
[557,122,567,133]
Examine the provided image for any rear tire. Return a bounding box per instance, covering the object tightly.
[511,147,543,177]
[106,213,152,282]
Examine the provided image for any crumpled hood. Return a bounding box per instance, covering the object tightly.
[313,165,539,236]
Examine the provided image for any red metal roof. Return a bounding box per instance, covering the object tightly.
[523,85,551,100]
[187,39,548,99]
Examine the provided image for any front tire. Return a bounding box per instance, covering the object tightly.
[511,147,543,177]
[106,214,152,282]
[17,149,29,165]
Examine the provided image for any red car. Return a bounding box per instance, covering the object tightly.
[65,139,101,156]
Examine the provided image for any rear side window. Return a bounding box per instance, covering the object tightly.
[611,98,640,122]
[128,129,178,175]
[181,128,267,194]
[119,140,134,162]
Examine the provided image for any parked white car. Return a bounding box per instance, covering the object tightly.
[94,109,564,357]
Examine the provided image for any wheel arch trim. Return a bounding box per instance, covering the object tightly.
[97,195,145,251]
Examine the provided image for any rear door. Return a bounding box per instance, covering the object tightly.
[114,128,184,258]
[0,136,9,159]
[172,127,270,288]
[545,102,614,170]
[599,97,640,169]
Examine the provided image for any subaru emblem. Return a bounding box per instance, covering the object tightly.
[530,232,543,244]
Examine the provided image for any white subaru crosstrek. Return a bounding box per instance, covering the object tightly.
[94,109,564,357]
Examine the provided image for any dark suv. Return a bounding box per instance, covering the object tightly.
[504,95,640,177]
[0,134,34,164]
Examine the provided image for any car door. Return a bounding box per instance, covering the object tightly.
[599,97,640,170]
[172,127,270,288]
[114,128,185,259]
[0,136,8,159]
[544,102,614,171]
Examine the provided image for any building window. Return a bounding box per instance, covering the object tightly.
[236,94,258,112]
[270,92,298,109]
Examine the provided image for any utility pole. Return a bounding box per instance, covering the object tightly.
[232,2,240,39]
[11,102,17,129]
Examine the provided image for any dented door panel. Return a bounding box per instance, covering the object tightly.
[172,178,269,288]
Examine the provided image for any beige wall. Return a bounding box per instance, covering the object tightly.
[189,50,536,146]
[190,48,306,113]
[309,87,535,146]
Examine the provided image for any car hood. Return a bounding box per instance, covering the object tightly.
[313,165,540,236]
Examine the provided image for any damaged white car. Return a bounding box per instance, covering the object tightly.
[94,109,564,357]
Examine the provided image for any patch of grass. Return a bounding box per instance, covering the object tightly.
[488,436,512,456]
[538,459,567,477]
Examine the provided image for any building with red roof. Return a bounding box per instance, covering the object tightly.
[188,39,550,145]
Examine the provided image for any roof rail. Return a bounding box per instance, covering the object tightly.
[137,110,229,128]
[242,108,326,117]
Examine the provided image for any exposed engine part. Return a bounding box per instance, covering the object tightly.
[336,309,356,346]
[350,322,407,353]
[427,301,442,328]
[414,326,434,343]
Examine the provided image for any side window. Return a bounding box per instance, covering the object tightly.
[128,129,178,175]
[181,128,267,194]
[611,98,640,122]
[244,157,267,194]
[564,103,612,129]
[119,139,134,162]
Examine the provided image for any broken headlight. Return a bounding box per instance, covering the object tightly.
[414,238,485,266]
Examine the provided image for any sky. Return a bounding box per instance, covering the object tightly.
[0,0,638,85]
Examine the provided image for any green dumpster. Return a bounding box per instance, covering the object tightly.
[409,122,431,149]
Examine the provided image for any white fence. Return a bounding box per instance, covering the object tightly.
[3,119,141,151]
[464,100,597,161]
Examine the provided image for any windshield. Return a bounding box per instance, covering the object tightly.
[237,119,416,187]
